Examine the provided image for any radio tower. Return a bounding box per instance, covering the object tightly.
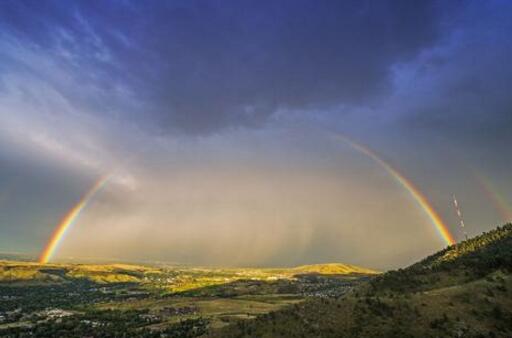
[453,194,468,240]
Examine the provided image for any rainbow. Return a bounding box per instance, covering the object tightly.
[39,176,111,264]
[473,172,512,222]
[330,133,456,246]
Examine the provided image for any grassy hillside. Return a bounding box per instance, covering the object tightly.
[213,223,512,338]
[368,223,512,294]
[0,261,151,284]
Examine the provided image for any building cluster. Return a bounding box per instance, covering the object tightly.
[39,308,74,319]
[159,305,198,317]
[296,276,354,298]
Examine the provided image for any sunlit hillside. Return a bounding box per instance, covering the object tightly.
[215,224,512,338]
[417,223,512,268]
[291,263,378,275]
[0,261,155,284]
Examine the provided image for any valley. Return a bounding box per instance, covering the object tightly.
[0,261,374,337]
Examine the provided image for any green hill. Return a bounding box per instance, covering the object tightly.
[213,223,512,338]
[0,261,149,284]
[368,223,512,294]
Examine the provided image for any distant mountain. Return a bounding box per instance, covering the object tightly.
[291,263,378,276]
[0,260,377,287]
[213,223,512,338]
[0,259,377,285]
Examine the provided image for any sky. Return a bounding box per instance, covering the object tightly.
[0,0,511,270]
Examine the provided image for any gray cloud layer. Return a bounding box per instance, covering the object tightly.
[1,0,455,134]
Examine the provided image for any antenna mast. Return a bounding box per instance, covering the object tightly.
[453,194,468,240]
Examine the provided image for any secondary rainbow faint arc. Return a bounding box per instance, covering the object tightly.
[473,172,512,222]
[330,133,456,246]
[39,175,111,264]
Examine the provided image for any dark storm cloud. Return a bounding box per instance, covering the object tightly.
[395,1,512,149]
[0,0,450,134]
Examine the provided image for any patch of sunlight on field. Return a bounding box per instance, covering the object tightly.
[0,267,43,281]
[66,270,140,283]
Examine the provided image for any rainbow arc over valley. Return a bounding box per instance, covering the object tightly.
[39,176,111,264]
[330,133,456,246]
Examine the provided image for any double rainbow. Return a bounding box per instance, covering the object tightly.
[39,176,111,264]
[331,133,456,246]
[39,133,458,264]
